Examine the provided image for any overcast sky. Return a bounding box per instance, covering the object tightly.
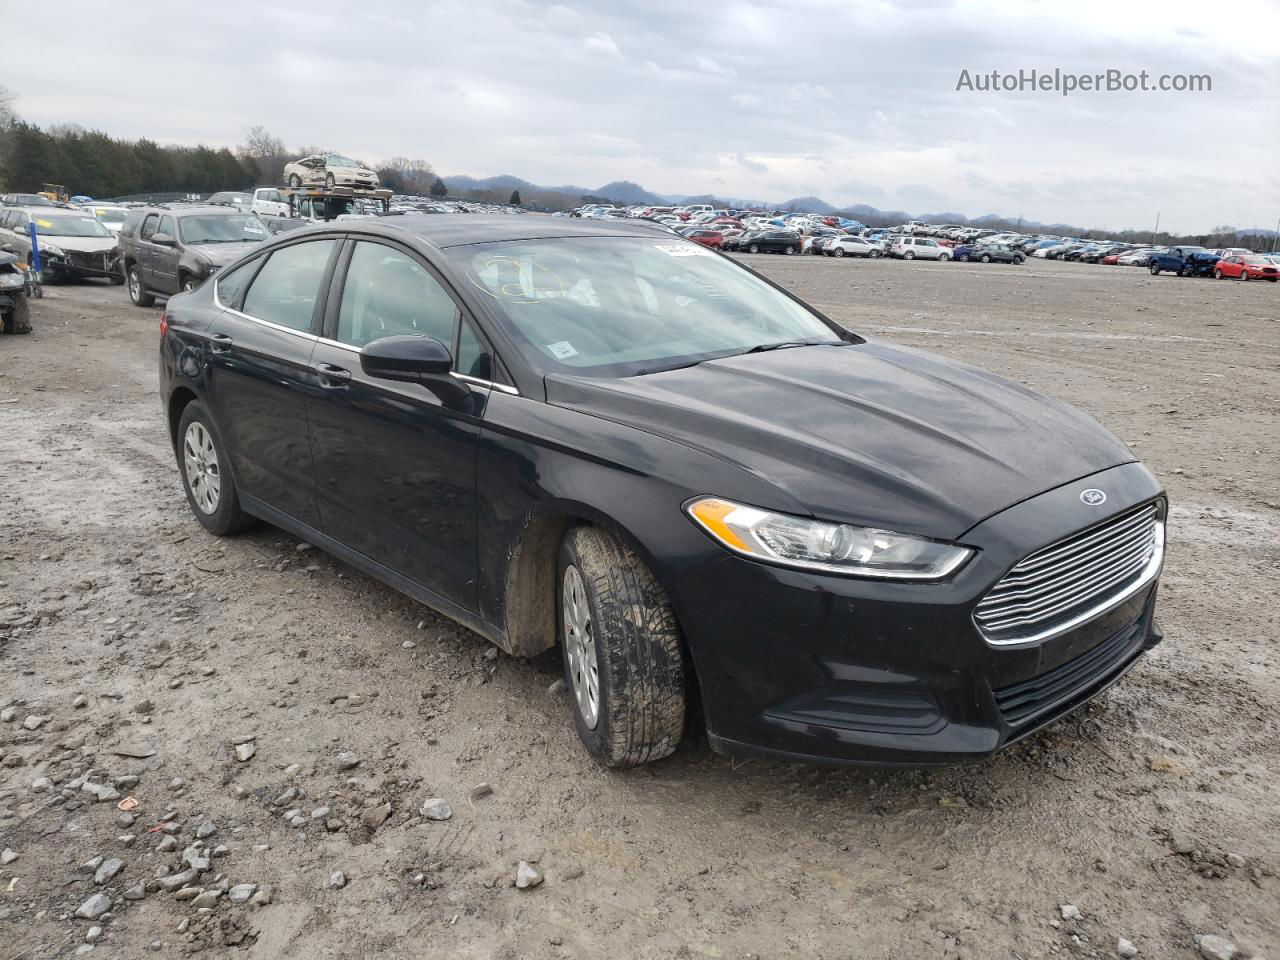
[7,0,1278,232]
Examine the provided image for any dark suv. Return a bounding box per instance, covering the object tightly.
[119,205,270,306]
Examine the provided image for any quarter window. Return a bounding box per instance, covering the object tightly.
[215,259,257,309]
[336,242,458,348]
[240,239,337,332]
[456,319,491,380]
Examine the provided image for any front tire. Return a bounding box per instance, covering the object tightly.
[128,266,154,307]
[325,173,336,190]
[558,526,685,768]
[784,245,796,255]
[176,401,254,536]
[1149,264,1160,275]
[832,247,844,257]
[748,243,759,254]
[904,251,915,260]
[1214,269,1223,279]
[980,254,991,263]
[288,174,302,188]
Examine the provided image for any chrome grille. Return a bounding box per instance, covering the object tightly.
[975,502,1163,645]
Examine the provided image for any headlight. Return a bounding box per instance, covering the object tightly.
[41,243,65,258]
[0,272,24,289]
[686,497,974,581]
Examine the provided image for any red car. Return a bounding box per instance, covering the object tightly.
[1101,253,1121,265]
[688,229,725,249]
[1214,255,1278,282]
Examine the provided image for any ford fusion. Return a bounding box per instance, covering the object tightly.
[158,217,1165,768]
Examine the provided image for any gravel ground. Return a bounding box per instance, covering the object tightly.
[1,256,1277,959]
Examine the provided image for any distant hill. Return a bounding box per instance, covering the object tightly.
[437,171,1274,242]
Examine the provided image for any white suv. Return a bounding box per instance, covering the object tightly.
[890,237,950,261]
[252,188,289,218]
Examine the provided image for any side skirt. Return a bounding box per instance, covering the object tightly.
[240,492,509,650]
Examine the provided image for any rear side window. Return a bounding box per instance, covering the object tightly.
[215,259,258,309]
[241,239,337,332]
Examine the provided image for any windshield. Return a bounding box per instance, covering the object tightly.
[88,207,128,225]
[448,237,846,378]
[178,214,269,245]
[34,215,113,238]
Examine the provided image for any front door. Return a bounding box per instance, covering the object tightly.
[204,237,339,527]
[306,238,490,611]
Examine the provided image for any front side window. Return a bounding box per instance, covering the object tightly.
[140,214,161,241]
[448,236,844,378]
[337,242,457,347]
[156,216,175,239]
[241,239,337,332]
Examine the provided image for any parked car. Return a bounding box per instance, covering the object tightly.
[1213,255,1278,282]
[889,237,951,260]
[159,215,1166,768]
[207,192,255,212]
[825,236,883,258]
[0,250,32,333]
[283,154,379,190]
[119,205,270,305]
[82,204,131,236]
[687,229,725,249]
[0,207,122,282]
[1148,246,1220,277]
[252,188,290,218]
[741,231,801,255]
[956,243,1023,264]
[0,193,54,207]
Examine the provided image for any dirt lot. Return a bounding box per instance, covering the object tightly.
[2,255,1278,960]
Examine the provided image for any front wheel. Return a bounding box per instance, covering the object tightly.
[176,401,255,536]
[1149,264,1160,275]
[1214,269,1223,280]
[832,247,845,257]
[784,245,796,255]
[980,254,991,263]
[1239,270,1249,281]
[904,251,915,260]
[181,275,198,293]
[869,250,881,258]
[128,266,155,307]
[748,243,759,254]
[288,174,302,188]
[938,252,950,261]
[324,173,336,190]
[558,526,685,768]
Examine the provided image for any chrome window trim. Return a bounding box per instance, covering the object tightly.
[306,330,520,396]
[977,519,1164,648]
[213,283,319,343]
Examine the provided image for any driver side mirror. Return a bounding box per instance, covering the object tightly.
[360,335,469,403]
[150,232,175,246]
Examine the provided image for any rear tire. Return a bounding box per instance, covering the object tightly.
[904,251,915,260]
[1149,264,1160,275]
[832,247,844,257]
[784,245,795,255]
[1214,269,1223,280]
[1240,270,1249,281]
[980,254,991,263]
[176,401,255,536]
[557,526,686,768]
[128,266,155,307]
[748,243,759,254]
[325,173,336,190]
[288,174,302,188]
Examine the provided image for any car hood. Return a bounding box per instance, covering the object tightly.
[545,341,1136,540]
[190,241,264,267]
[42,236,118,254]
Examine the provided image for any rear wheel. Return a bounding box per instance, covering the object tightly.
[558,526,686,768]
[938,252,950,261]
[904,251,915,260]
[869,250,881,258]
[288,174,302,188]
[784,245,796,255]
[128,266,154,307]
[180,274,198,293]
[1214,269,1223,280]
[324,173,336,190]
[980,253,992,263]
[832,247,845,257]
[1240,270,1249,281]
[748,243,759,254]
[176,401,254,536]
[1149,264,1160,275]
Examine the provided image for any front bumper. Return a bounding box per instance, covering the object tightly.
[44,252,120,280]
[677,461,1165,767]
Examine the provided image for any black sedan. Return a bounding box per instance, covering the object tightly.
[955,243,1024,264]
[159,216,1166,768]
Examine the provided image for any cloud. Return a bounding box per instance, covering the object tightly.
[2,0,1276,232]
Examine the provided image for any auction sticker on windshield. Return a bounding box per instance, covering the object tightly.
[654,243,713,257]
[547,340,579,360]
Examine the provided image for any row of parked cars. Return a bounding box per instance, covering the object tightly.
[567,202,1276,283]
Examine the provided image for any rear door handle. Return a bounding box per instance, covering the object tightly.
[209,333,233,354]
[316,363,352,389]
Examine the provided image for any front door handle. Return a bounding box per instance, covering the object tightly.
[209,333,233,354]
[316,363,352,389]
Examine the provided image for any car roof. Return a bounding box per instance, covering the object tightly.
[135,204,250,217]
[340,213,672,249]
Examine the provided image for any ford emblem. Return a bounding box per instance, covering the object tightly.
[1080,489,1107,506]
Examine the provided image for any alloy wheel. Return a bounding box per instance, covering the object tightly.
[129,269,141,302]
[183,421,222,515]
[562,564,600,729]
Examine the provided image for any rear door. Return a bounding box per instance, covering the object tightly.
[136,214,163,287]
[305,237,493,611]
[204,236,340,527]
[150,215,180,293]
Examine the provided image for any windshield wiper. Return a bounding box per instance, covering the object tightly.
[742,339,844,354]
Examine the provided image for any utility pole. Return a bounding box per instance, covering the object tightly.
[1272,216,1278,254]
[1150,212,1160,245]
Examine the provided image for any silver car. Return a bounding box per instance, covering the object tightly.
[890,237,951,261]
[283,154,379,190]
